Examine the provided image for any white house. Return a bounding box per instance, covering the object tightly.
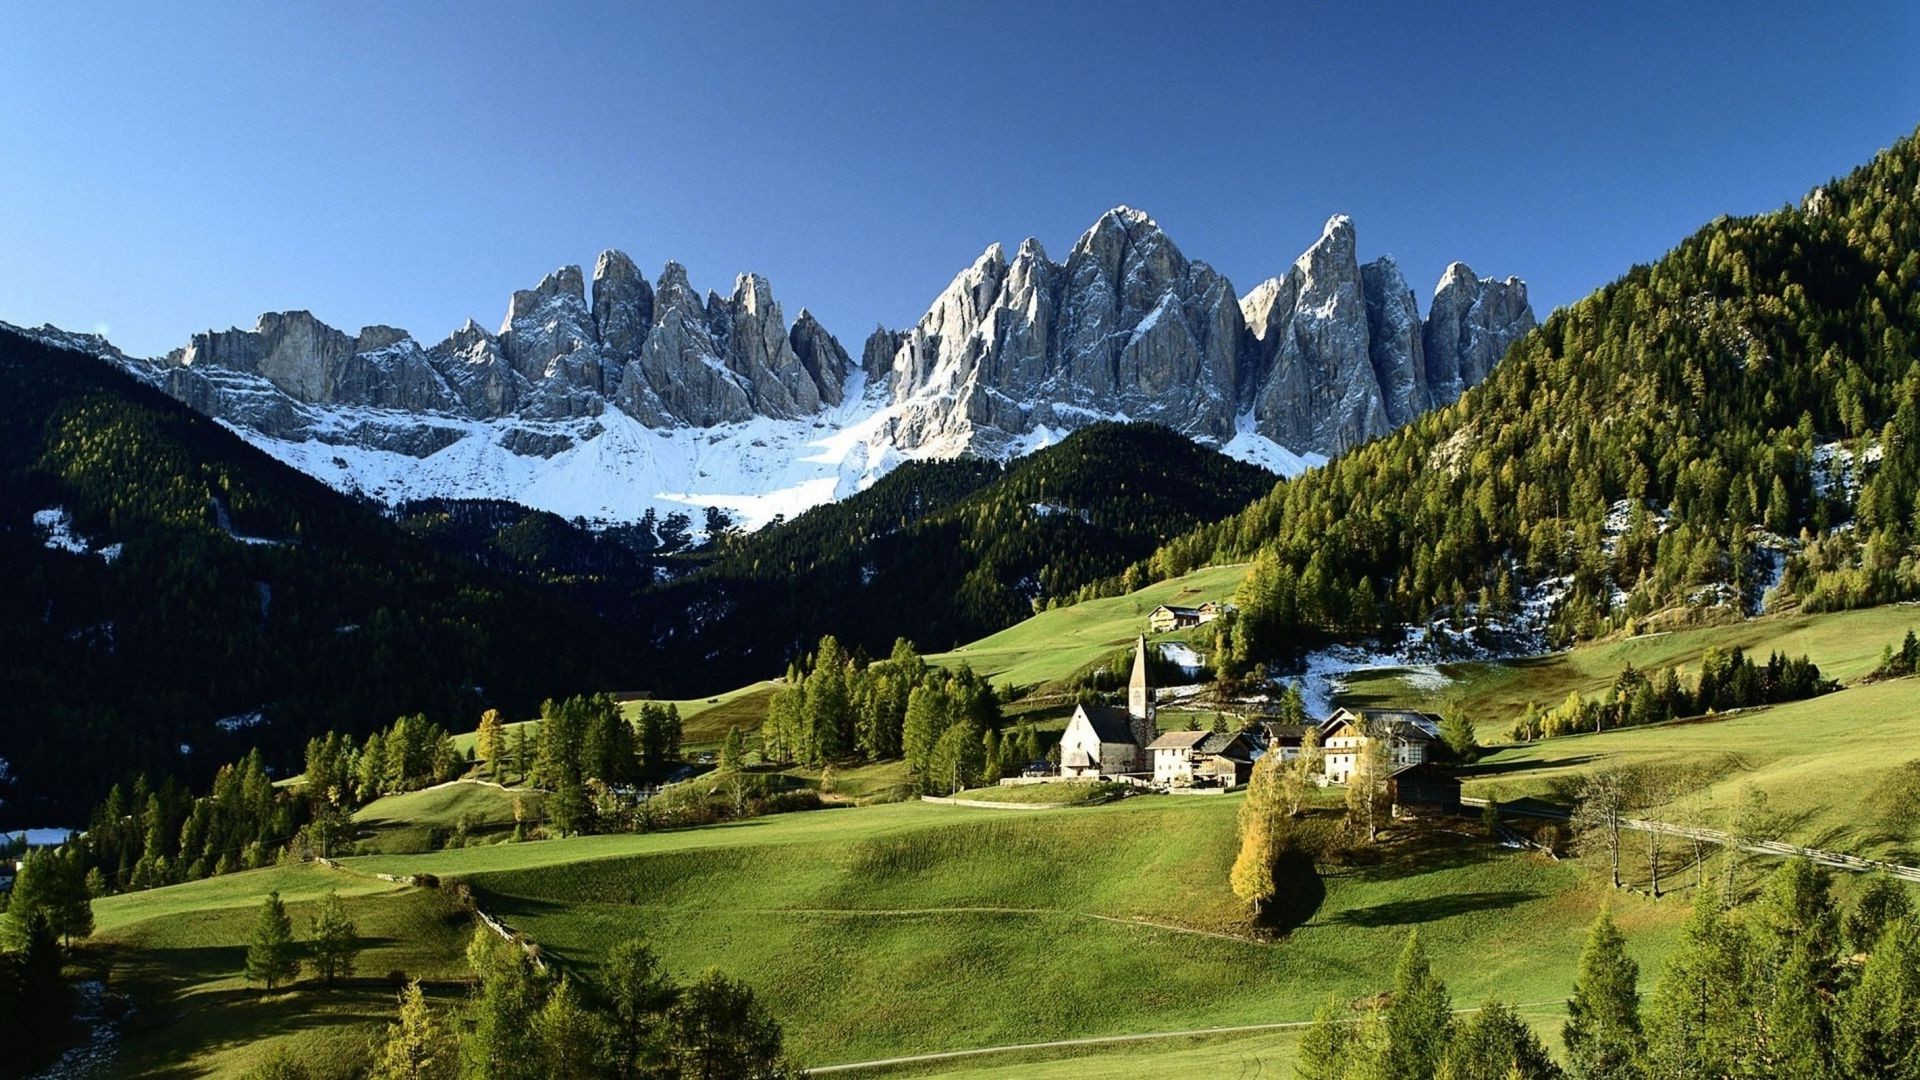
[1320,708,1441,784]
[1148,728,1257,787]
[1147,729,1210,784]
[1058,635,1159,778]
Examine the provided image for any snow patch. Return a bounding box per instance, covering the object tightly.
[31,507,120,563]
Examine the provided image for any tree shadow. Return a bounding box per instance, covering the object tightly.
[1457,754,1598,778]
[1326,890,1540,927]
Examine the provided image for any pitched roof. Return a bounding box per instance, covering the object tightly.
[1073,704,1140,745]
[1147,729,1210,751]
[1152,605,1204,617]
[1197,730,1253,757]
[1324,708,1442,742]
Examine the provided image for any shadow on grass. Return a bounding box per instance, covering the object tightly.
[1458,754,1599,778]
[1328,890,1541,927]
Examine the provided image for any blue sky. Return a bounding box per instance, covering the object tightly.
[2,2,1915,357]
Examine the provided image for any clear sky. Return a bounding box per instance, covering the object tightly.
[2,2,1916,358]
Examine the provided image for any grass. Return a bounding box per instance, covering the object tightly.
[88,862,473,1078]
[945,783,1111,805]
[449,680,783,756]
[351,780,543,854]
[329,797,1682,1068]
[1341,603,1920,738]
[1464,675,1920,863]
[931,564,1247,691]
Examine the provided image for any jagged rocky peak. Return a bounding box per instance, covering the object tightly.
[790,309,852,406]
[591,249,653,358]
[1423,261,1535,403]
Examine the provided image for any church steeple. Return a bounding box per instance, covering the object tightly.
[1127,635,1157,755]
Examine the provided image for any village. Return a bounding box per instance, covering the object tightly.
[1002,613,1464,820]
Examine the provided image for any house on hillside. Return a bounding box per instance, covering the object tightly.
[1147,728,1257,788]
[1321,708,1442,783]
[1146,601,1231,633]
[1256,722,1312,762]
[1147,605,1205,633]
[1058,635,1159,778]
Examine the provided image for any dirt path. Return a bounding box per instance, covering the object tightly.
[749,905,1259,944]
[806,999,1569,1074]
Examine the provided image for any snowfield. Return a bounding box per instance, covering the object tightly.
[213,376,1320,531]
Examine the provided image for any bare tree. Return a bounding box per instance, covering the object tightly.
[1724,785,1777,904]
[1572,769,1634,889]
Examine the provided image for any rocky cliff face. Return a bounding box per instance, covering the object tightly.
[36,206,1532,526]
[873,208,1533,459]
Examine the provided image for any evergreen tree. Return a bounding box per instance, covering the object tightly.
[245,889,300,991]
[604,937,677,1080]
[6,848,91,948]
[1844,872,1915,954]
[9,910,70,1060]
[1563,910,1644,1080]
[668,969,798,1080]
[1442,999,1562,1079]
[307,890,360,986]
[1644,891,1747,1079]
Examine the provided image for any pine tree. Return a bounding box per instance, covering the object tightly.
[1643,891,1747,1079]
[1563,910,1644,1079]
[370,981,450,1080]
[1442,999,1560,1079]
[307,890,360,986]
[1844,872,1915,954]
[245,890,300,991]
[605,937,677,1080]
[668,969,797,1080]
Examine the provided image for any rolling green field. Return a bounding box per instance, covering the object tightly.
[330,797,1681,1069]
[88,862,473,1078]
[448,680,783,756]
[1464,675,1920,862]
[351,779,543,854]
[1342,603,1920,737]
[931,563,1246,690]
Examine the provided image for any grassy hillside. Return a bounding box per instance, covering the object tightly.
[1342,603,1920,734]
[1463,675,1920,863]
[932,563,1246,690]
[86,862,472,1078]
[335,798,1680,1069]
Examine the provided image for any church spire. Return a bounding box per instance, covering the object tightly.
[1127,635,1157,762]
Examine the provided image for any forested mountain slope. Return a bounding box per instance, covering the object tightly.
[644,423,1275,687]
[0,330,648,826]
[1148,124,1920,655]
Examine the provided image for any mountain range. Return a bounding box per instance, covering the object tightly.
[10,209,1532,528]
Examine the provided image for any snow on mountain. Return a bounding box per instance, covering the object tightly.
[5,207,1532,529]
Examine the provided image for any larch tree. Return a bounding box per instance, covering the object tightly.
[1229,751,1288,917]
[1563,910,1645,1079]
[476,709,506,779]
[370,981,450,1080]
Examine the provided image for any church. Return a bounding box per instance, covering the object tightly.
[1057,636,1159,778]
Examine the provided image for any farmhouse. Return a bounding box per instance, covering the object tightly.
[1256,722,1312,761]
[1058,635,1159,778]
[1147,728,1257,787]
[1147,605,1204,633]
[1321,707,1442,784]
[1146,602,1231,633]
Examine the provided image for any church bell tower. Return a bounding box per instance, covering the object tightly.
[1127,635,1157,752]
